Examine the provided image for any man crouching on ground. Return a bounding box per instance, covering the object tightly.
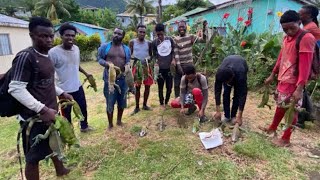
[171,65,209,122]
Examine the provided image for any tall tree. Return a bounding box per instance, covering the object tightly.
[157,0,162,23]
[34,0,71,22]
[126,0,155,24]
[177,0,208,12]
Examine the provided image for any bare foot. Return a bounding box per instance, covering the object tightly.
[117,121,123,127]
[107,125,113,131]
[258,126,276,135]
[271,138,290,147]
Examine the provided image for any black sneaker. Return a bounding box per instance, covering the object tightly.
[142,105,152,111]
[185,105,197,115]
[199,116,208,123]
[131,108,140,115]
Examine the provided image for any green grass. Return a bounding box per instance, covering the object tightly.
[0,61,319,180]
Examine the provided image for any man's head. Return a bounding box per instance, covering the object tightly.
[215,67,234,86]
[184,64,197,82]
[299,5,319,26]
[203,20,208,27]
[29,17,54,52]
[112,27,125,44]
[137,24,146,41]
[59,23,77,49]
[155,23,165,41]
[178,21,187,36]
[280,10,301,37]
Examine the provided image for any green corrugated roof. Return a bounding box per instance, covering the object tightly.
[165,7,207,24]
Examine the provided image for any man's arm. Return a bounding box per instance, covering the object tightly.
[8,52,45,113]
[200,89,208,111]
[293,34,316,101]
[214,79,223,112]
[129,40,134,56]
[79,66,91,77]
[97,43,108,68]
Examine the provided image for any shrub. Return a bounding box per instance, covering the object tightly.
[122,31,137,45]
[53,33,101,62]
[194,22,281,89]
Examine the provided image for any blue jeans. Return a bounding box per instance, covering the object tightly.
[223,83,239,119]
[103,76,128,113]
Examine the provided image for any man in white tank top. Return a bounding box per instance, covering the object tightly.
[129,24,153,115]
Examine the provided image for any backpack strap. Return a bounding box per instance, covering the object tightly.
[185,73,203,92]
[295,31,308,76]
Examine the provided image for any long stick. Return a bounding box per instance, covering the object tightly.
[195,29,217,66]
[310,82,318,99]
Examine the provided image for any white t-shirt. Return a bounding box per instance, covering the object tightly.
[49,45,81,93]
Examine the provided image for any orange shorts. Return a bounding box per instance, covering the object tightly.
[132,66,153,86]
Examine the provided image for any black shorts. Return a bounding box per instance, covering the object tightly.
[20,121,52,164]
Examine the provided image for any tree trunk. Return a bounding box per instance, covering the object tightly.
[157,0,162,23]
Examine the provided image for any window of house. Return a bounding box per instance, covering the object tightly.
[0,34,12,56]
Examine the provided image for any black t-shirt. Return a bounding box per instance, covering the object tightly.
[10,48,57,119]
[152,36,175,69]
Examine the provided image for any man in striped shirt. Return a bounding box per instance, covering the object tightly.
[173,21,202,98]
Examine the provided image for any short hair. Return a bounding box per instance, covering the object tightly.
[184,64,196,75]
[59,23,77,36]
[137,24,146,29]
[215,67,234,83]
[28,16,53,33]
[178,21,187,26]
[155,23,165,32]
[280,10,300,24]
[115,27,126,37]
[302,5,319,27]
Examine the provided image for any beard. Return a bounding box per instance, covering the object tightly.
[112,37,122,44]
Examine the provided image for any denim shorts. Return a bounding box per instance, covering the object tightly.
[103,76,128,113]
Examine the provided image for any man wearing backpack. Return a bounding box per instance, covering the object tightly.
[213,55,248,126]
[263,10,316,147]
[170,64,208,122]
[7,17,72,179]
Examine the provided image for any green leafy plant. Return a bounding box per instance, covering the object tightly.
[53,33,101,62]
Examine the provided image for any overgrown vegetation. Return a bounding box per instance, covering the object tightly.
[193,21,281,89]
[54,33,101,61]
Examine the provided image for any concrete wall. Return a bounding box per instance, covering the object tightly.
[0,26,31,74]
[177,0,304,34]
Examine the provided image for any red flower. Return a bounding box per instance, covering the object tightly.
[244,20,251,26]
[248,8,253,15]
[175,20,179,24]
[237,17,244,22]
[223,13,230,19]
[240,41,247,47]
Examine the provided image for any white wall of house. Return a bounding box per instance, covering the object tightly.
[0,26,31,74]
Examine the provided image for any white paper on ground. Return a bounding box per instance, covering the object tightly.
[199,128,223,150]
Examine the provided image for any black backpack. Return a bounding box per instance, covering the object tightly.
[295,31,320,80]
[0,48,39,117]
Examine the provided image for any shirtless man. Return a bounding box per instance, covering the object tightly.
[98,28,131,130]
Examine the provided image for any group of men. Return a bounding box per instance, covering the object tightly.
[5,4,319,179]
[97,21,246,128]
